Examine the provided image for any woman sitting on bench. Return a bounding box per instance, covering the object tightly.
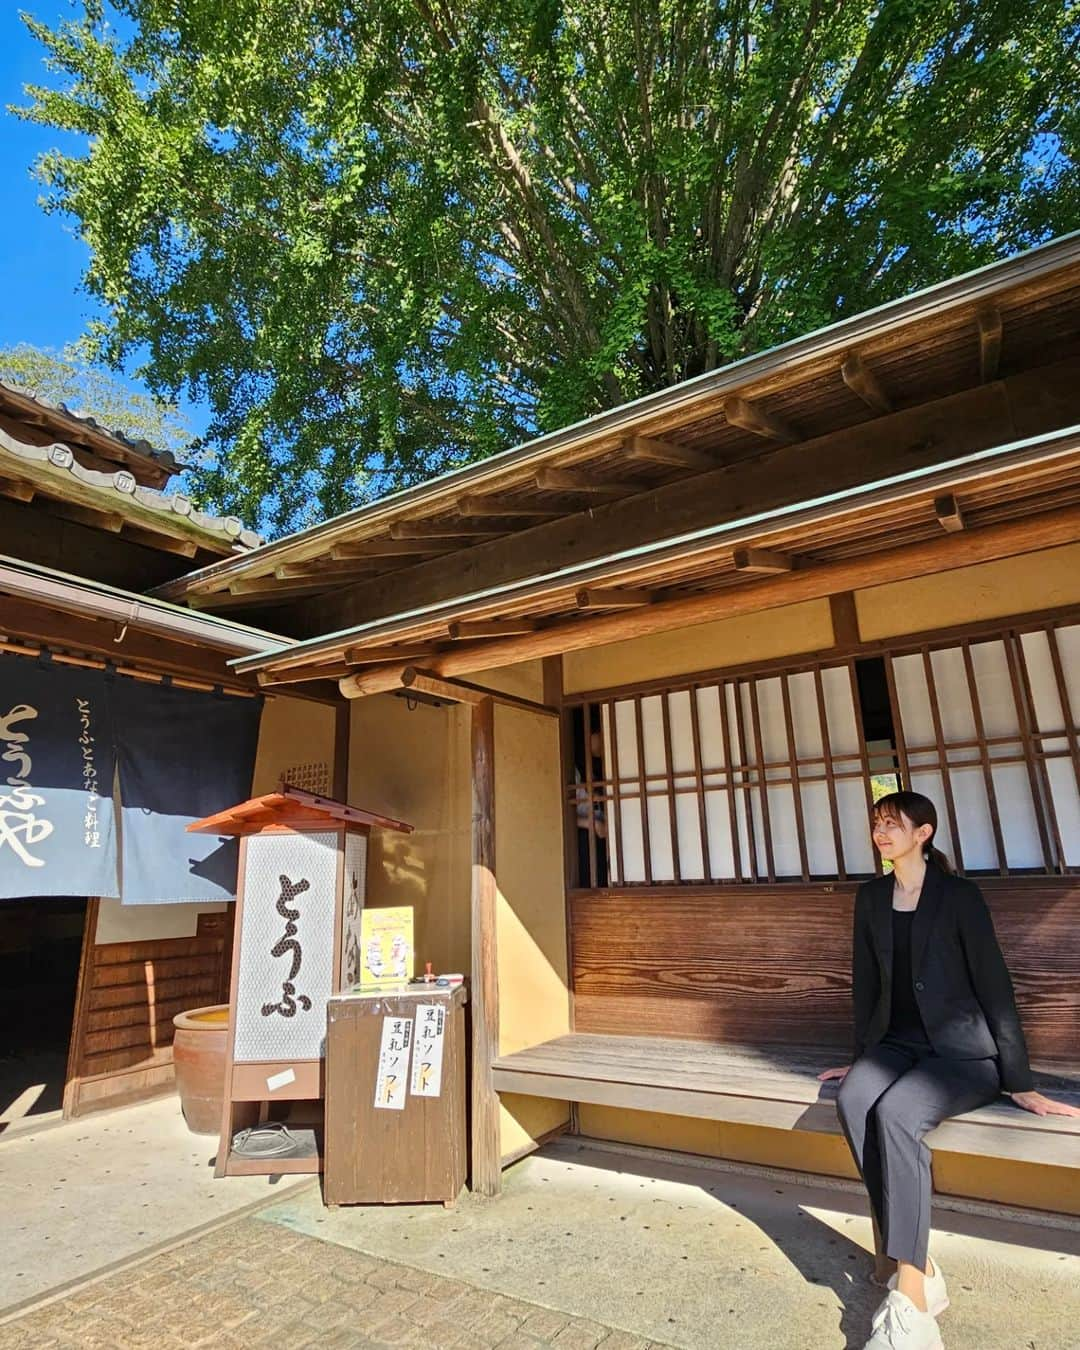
[818,790,1079,1350]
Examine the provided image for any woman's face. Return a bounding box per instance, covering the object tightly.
[871,808,932,864]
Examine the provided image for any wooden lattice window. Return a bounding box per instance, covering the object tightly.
[566,617,1080,888]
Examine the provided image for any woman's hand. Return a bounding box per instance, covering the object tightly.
[1009,1090,1080,1117]
[818,1066,850,1083]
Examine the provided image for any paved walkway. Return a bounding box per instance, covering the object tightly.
[0,1096,307,1313]
[0,1219,658,1349]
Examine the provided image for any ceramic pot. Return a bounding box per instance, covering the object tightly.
[172,1004,229,1134]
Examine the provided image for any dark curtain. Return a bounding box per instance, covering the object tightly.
[111,678,262,904]
[0,652,119,899]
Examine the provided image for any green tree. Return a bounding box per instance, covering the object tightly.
[0,342,191,461]
[17,0,1080,534]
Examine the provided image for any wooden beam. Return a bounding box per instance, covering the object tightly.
[469,696,500,1196]
[841,352,892,414]
[624,434,716,471]
[723,396,798,443]
[390,520,504,539]
[397,667,557,717]
[449,617,539,639]
[330,502,1080,697]
[535,468,638,498]
[978,307,1003,383]
[331,539,457,559]
[257,663,353,687]
[575,587,654,610]
[458,494,564,518]
[343,643,440,665]
[0,476,34,503]
[935,493,966,533]
[732,547,795,574]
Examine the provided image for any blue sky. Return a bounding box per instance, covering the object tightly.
[1,5,207,433]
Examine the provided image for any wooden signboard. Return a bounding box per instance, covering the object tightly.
[186,782,412,1177]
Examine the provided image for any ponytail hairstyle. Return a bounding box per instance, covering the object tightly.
[871,790,955,875]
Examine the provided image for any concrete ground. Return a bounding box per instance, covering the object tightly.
[259,1138,1080,1350]
[1,1117,1077,1348]
[0,1094,309,1315]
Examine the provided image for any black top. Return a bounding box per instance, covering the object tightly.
[888,909,931,1048]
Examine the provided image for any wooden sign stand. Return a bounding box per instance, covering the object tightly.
[186,782,412,1178]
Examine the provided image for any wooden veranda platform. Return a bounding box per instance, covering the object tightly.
[492,1034,1080,1169]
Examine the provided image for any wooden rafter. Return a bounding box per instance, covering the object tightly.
[327,503,1080,698]
[343,642,441,665]
[723,396,798,443]
[331,538,457,559]
[978,307,1003,383]
[49,501,125,533]
[535,468,639,498]
[934,493,965,533]
[398,667,557,717]
[458,494,564,518]
[733,547,796,574]
[841,352,892,414]
[575,587,654,609]
[276,559,379,580]
[122,524,198,557]
[624,434,716,470]
[257,662,353,686]
[449,617,540,639]
[390,520,504,539]
[0,476,34,503]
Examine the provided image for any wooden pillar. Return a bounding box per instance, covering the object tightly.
[333,700,351,800]
[470,696,501,1195]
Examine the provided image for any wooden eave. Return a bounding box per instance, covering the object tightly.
[0,424,262,560]
[186,784,413,835]
[155,233,1080,610]
[231,423,1080,689]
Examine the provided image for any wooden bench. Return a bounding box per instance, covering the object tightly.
[492,1033,1080,1170]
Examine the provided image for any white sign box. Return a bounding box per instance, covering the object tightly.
[233,830,339,1063]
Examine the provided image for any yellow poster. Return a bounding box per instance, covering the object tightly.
[358,906,414,988]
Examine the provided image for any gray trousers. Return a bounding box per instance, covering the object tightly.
[836,1039,1001,1267]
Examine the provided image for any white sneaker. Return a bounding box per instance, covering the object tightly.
[863,1290,944,1349]
[872,1258,949,1325]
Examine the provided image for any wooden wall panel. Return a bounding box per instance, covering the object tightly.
[570,879,1080,1068]
[66,911,232,1117]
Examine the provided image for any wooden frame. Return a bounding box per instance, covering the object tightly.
[61,897,100,1119]
[564,611,1080,888]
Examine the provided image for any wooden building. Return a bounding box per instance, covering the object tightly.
[6,234,1079,1217]
[0,391,342,1124]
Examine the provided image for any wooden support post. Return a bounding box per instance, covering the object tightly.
[470,697,501,1196]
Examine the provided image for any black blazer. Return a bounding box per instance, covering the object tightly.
[851,863,1033,1093]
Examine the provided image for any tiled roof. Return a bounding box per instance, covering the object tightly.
[0,423,262,554]
[0,380,183,479]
